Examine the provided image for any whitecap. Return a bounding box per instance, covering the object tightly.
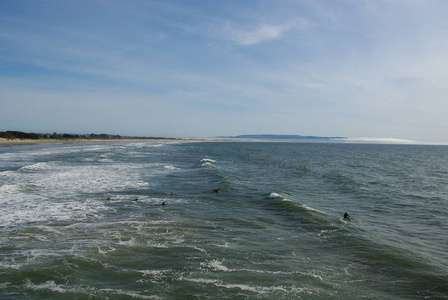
[219,283,287,294]
[211,242,230,248]
[188,246,207,253]
[201,162,215,167]
[97,245,116,254]
[164,165,179,170]
[201,259,230,272]
[146,241,169,248]
[301,204,326,214]
[200,158,217,163]
[139,269,172,277]
[19,162,55,172]
[179,277,220,284]
[23,279,69,294]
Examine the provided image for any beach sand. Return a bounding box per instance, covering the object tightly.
[0,138,187,146]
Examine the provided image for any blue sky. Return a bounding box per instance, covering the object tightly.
[1,0,448,142]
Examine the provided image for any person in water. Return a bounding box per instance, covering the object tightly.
[343,212,350,220]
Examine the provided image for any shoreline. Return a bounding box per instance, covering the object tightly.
[0,138,190,146]
[0,137,245,146]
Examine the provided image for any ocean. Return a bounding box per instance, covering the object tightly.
[0,141,447,299]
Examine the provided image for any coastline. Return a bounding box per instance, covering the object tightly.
[0,138,192,146]
[0,137,256,146]
[0,137,352,146]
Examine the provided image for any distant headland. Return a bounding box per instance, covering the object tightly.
[217,134,346,141]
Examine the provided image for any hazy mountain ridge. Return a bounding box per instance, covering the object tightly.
[219,134,346,140]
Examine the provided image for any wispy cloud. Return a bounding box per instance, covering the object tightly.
[224,22,288,46]
[217,18,309,46]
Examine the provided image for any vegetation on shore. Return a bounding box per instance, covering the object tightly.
[0,131,174,141]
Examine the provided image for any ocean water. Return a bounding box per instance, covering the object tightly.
[0,141,447,299]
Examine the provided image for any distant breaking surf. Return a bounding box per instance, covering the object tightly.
[216,134,424,144]
[342,137,419,144]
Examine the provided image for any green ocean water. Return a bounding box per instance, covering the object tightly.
[0,141,447,299]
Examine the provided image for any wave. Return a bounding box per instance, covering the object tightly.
[164,165,179,170]
[11,279,161,299]
[18,162,56,172]
[269,192,282,199]
[201,158,217,163]
[267,192,326,214]
[201,162,215,168]
[0,183,39,194]
[201,157,217,167]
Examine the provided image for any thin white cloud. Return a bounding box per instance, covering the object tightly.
[219,18,309,46]
[231,23,289,46]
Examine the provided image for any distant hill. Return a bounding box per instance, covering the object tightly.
[218,134,346,141]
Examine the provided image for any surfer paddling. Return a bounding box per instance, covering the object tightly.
[343,212,350,220]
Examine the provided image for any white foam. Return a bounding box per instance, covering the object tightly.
[0,282,11,289]
[97,245,116,254]
[139,269,172,277]
[146,241,169,248]
[269,193,281,198]
[137,269,173,284]
[24,279,67,293]
[201,259,230,272]
[0,183,35,194]
[211,242,230,248]
[188,245,207,253]
[19,162,56,171]
[179,277,221,284]
[100,289,161,299]
[301,204,326,214]
[201,162,215,167]
[164,165,179,170]
[22,279,161,299]
[200,158,217,163]
[99,152,114,158]
[219,283,287,294]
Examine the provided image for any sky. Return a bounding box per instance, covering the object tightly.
[1,0,448,143]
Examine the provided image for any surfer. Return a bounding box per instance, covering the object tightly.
[212,188,221,193]
[107,197,114,201]
[132,198,139,201]
[161,201,165,206]
[343,212,350,220]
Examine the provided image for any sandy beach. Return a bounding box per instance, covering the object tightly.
[0,138,188,146]
[0,137,250,146]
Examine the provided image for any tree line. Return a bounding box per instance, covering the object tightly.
[0,131,122,140]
